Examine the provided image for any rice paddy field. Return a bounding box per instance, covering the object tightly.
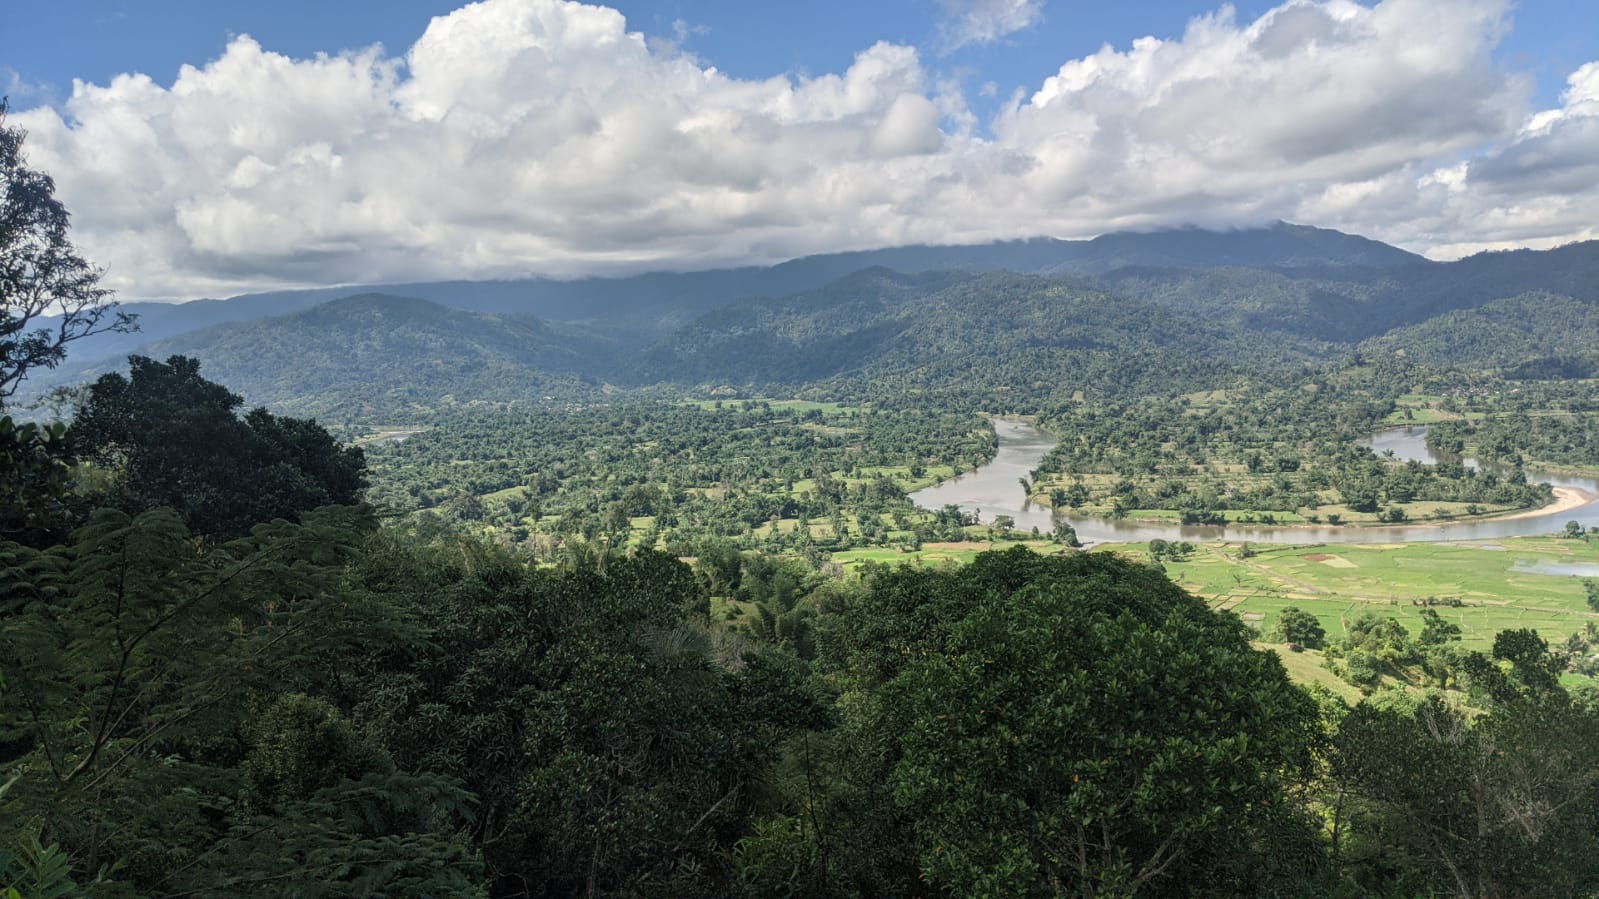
[1156,536,1599,649]
[828,534,1599,653]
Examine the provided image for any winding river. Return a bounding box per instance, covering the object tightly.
[910,420,1599,545]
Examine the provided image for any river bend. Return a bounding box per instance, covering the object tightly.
[910,420,1599,545]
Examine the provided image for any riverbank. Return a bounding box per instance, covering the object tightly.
[1114,486,1597,530]
[1491,486,1597,522]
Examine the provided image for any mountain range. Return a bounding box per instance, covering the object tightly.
[23,222,1599,420]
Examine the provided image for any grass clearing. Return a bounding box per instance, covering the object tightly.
[1153,537,1599,649]
[680,398,859,415]
[830,540,1062,572]
[1252,643,1365,703]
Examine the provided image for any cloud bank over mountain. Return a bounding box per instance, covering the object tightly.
[13,0,1598,298]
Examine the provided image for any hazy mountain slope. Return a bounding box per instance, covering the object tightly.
[1056,222,1421,273]
[52,223,1426,371]
[634,269,1309,394]
[56,294,615,422]
[22,231,1595,422]
[1349,241,1599,331]
[46,292,354,367]
[630,269,967,383]
[1092,240,1599,343]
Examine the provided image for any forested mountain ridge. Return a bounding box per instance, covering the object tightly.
[18,230,1599,419]
[1094,240,1599,344]
[1048,220,1421,272]
[82,293,616,422]
[631,268,1302,395]
[1362,290,1599,372]
[1090,266,1389,344]
[22,267,1313,414]
[630,268,966,384]
[44,221,1430,366]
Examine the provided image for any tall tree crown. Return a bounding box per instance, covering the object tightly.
[0,98,133,404]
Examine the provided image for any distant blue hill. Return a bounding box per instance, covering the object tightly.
[53,222,1422,366]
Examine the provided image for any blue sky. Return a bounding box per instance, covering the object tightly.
[9,1,1595,116]
[4,0,1598,298]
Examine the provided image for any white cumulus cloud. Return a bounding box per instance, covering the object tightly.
[8,0,1596,299]
[1392,59,1599,256]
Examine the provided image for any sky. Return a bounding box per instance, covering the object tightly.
[4,0,1598,300]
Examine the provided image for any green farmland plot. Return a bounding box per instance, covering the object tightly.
[1158,537,1599,649]
[830,539,1061,571]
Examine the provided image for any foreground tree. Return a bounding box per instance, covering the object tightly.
[0,506,482,895]
[0,99,132,402]
[1334,632,1599,897]
[71,355,366,539]
[745,548,1324,897]
[892,552,1321,896]
[1,102,133,545]
[0,416,73,543]
[321,536,826,898]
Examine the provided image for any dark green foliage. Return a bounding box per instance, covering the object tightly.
[71,355,366,539]
[0,416,74,544]
[197,770,485,898]
[1053,520,1081,546]
[1147,539,1194,561]
[1275,606,1327,649]
[0,832,78,899]
[324,537,827,898]
[746,548,1321,898]
[0,504,485,895]
[1329,613,1420,689]
[1417,608,1463,646]
[886,551,1317,896]
[1341,650,1382,688]
[1334,677,1599,897]
[212,696,483,898]
[1466,628,1566,702]
[1431,411,1599,468]
[244,694,394,808]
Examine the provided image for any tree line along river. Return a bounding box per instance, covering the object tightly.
[910,419,1599,546]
